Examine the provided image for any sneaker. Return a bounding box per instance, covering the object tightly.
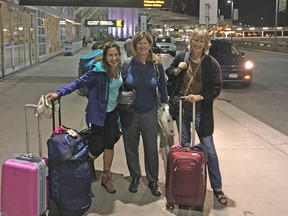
[101,173,116,193]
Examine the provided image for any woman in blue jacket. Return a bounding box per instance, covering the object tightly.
[46,42,122,194]
[120,31,168,197]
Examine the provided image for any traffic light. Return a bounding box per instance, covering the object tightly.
[116,20,124,27]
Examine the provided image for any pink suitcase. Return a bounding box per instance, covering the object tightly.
[1,156,47,216]
[165,99,207,211]
[1,104,48,216]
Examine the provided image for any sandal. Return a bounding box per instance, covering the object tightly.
[213,190,228,205]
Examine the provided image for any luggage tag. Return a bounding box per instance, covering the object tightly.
[67,129,77,137]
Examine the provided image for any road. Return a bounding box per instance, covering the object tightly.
[219,48,288,136]
[161,44,288,137]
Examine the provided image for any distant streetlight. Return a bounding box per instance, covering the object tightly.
[274,0,279,49]
[227,0,234,41]
[227,0,234,23]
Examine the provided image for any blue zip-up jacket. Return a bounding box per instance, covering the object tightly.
[56,62,110,126]
[125,58,168,113]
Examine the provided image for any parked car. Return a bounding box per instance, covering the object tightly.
[155,36,176,57]
[209,39,254,87]
[152,37,161,54]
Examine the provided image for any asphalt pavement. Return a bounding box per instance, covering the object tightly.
[1,42,288,216]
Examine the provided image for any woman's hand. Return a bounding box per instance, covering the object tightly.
[174,61,188,75]
[45,93,59,101]
[185,94,203,102]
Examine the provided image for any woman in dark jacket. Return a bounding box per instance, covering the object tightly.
[46,42,122,194]
[165,26,227,205]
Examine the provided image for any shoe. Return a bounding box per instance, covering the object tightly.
[213,190,228,205]
[148,182,161,197]
[128,177,140,193]
[88,154,96,180]
[101,173,116,193]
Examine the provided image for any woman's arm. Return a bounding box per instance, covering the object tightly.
[158,64,169,104]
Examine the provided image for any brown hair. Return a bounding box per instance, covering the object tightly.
[93,41,121,76]
[131,31,161,64]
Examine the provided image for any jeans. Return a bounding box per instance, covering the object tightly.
[180,106,222,190]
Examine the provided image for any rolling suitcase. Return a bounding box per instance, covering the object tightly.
[47,100,93,216]
[165,99,207,211]
[1,104,48,216]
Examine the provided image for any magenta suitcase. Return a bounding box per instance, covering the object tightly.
[1,104,48,216]
[165,100,207,211]
[1,156,47,216]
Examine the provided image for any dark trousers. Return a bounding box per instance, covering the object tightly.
[121,106,159,182]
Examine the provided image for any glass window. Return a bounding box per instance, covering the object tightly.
[38,10,46,57]
[156,37,172,43]
[60,24,66,50]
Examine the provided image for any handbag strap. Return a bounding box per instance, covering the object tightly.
[121,57,146,91]
[184,55,205,96]
[152,61,162,105]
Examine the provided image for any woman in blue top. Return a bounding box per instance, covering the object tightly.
[119,31,169,197]
[46,42,122,194]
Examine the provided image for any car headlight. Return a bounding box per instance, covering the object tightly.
[245,61,253,69]
[170,44,176,50]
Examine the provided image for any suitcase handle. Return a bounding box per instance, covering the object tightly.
[24,98,61,156]
[178,97,196,146]
[52,98,61,131]
[24,104,42,156]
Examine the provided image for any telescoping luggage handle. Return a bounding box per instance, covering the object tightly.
[24,98,61,156]
[51,98,61,131]
[178,97,196,147]
[24,104,41,156]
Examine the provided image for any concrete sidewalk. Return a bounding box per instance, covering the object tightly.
[1,43,288,216]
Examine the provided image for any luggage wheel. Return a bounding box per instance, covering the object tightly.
[166,202,174,211]
[47,199,58,216]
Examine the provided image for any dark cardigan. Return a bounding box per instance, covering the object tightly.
[165,51,222,137]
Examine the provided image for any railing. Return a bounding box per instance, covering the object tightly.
[229,37,288,53]
[63,39,82,55]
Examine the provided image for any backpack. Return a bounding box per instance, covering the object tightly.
[166,51,190,96]
[47,126,93,216]
[76,49,103,96]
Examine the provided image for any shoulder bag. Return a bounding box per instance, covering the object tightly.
[169,55,205,118]
[117,62,146,113]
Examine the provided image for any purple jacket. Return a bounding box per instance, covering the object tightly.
[56,62,110,126]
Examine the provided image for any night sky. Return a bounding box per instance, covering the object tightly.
[218,0,278,27]
[173,0,287,27]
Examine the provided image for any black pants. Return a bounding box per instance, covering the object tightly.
[88,109,120,158]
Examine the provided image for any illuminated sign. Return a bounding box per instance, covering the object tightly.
[144,0,165,8]
[19,0,171,8]
[85,20,124,27]
[115,20,124,27]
